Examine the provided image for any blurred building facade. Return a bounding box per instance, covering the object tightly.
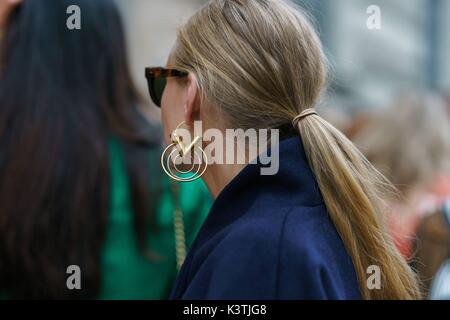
[302,0,450,110]
[116,0,450,112]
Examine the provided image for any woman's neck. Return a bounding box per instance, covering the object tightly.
[201,163,246,199]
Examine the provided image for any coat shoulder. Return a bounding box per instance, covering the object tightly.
[211,204,361,299]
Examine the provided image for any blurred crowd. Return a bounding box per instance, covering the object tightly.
[324,92,450,299]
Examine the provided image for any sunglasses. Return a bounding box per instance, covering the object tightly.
[145,67,189,107]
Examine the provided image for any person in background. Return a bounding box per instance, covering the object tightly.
[415,198,450,298]
[0,0,211,299]
[410,96,450,298]
[427,199,450,300]
[353,93,450,261]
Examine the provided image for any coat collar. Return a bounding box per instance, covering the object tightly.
[194,135,323,246]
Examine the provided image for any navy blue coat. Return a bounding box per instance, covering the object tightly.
[170,136,361,300]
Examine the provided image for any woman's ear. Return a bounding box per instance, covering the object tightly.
[184,74,200,126]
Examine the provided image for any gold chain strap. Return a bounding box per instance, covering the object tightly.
[170,180,187,270]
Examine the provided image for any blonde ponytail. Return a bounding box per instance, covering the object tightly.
[173,0,421,299]
[297,113,420,299]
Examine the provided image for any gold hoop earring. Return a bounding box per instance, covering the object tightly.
[161,121,208,182]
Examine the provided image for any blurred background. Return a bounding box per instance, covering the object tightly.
[115,0,450,112]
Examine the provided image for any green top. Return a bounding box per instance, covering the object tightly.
[97,138,211,299]
[0,137,210,300]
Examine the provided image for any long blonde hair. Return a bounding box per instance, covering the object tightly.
[173,0,420,299]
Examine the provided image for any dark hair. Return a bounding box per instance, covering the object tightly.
[0,0,160,298]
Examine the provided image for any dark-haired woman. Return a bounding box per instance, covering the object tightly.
[0,0,210,299]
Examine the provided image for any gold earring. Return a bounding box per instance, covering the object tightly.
[161,121,208,182]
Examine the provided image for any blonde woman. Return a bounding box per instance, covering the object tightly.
[145,0,420,299]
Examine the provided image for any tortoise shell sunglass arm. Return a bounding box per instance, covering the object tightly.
[145,67,189,107]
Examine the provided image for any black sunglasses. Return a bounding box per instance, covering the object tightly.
[145,67,189,107]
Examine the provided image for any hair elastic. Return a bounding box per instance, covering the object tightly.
[292,108,318,127]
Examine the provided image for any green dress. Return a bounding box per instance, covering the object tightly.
[97,138,211,299]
